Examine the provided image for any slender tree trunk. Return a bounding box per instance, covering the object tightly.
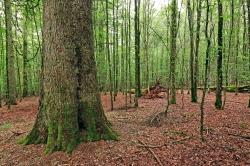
[194,0,203,101]
[22,0,117,154]
[223,0,234,109]
[170,0,177,104]
[187,0,196,102]
[215,0,223,109]
[22,5,29,97]
[134,0,141,107]
[13,5,22,100]
[247,0,250,108]
[125,0,129,110]
[235,5,240,96]
[120,6,124,94]
[31,21,36,95]
[115,0,119,100]
[0,19,3,107]
[4,0,17,106]
[181,10,187,108]
[113,0,117,101]
[128,0,132,103]
[106,0,114,110]
[200,0,211,141]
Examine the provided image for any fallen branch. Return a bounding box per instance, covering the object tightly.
[228,133,250,141]
[225,100,246,104]
[172,137,191,144]
[11,130,26,136]
[137,139,164,166]
[137,144,165,148]
[5,131,26,143]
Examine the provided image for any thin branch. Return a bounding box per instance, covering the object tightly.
[137,139,164,166]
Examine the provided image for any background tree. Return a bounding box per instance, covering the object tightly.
[200,0,212,141]
[194,0,203,102]
[169,0,177,104]
[187,0,196,102]
[247,0,250,108]
[22,3,28,97]
[105,0,114,110]
[4,0,16,106]
[215,0,223,109]
[0,0,249,111]
[134,0,141,107]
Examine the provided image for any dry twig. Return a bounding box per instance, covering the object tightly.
[137,139,164,166]
[172,137,191,144]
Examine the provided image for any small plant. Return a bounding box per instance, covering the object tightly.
[239,122,248,130]
[0,122,12,131]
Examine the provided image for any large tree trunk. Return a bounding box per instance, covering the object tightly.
[4,0,16,106]
[22,0,117,154]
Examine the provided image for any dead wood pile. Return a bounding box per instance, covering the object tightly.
[143,82,167,99]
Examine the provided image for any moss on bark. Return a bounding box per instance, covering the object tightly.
[80,101,118,142]
[45,104,80,154]
[22,101,117,154]
[19,103,47,145]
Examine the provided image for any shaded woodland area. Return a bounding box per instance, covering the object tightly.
[0,0,250,165]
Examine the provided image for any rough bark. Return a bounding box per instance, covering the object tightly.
[22,0,117,154]
[187,0,196,103]
[200,0,211,141]
[0,19,3,107]
[22,5,29,97]
[215,0,223,109]
[194,0,203,102]
[223,0,234,109]
[247,0,250,108]
[170,0,177,104]
[4,0,17,106]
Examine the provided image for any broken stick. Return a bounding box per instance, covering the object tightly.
[137,139,164,166]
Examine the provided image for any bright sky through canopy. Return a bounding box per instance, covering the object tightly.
[152,0,182,10]
[153,0,168,9]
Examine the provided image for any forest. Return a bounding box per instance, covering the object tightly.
[0,0,250,165]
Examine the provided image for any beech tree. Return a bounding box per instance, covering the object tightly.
[200,0,212,141]
[4,0,16,106]
[194,0,203,102]
[247,0,250,108]
[170,0,177,104]
[22,0,117,153]
[215,0,223,109]
[187,0,196,102]
[134,0,141,107]
[22,3,28,97]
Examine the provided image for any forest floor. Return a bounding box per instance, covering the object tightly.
[0,91,250,166]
